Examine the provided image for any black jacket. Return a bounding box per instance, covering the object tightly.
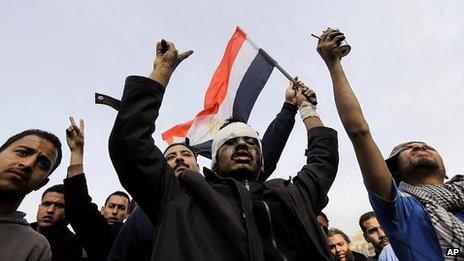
[64,174,123,261]
[31,221,85,261]
[109,76,339,260]
[107,102,298,261]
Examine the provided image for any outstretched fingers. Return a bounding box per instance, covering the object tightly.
[178,50,194,63]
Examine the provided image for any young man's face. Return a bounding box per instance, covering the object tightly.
[36,192,65,232]
[164,144,199,176]
[100,195,128,224]
[216,137,261,180]
[362,217,389,251]
[327,234,353,261]
[0,135,58,198]
[396,142,445,183]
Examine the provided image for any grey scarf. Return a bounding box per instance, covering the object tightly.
[399,175,464,260]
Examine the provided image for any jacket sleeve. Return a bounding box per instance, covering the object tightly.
[259,102,298,182]
[63,174,120,260]
[293,126,339,213]
[107,207,155,261]
[108,76,181,223]
[107,216,133,261]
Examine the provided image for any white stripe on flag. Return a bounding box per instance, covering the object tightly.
[185,39,259,145]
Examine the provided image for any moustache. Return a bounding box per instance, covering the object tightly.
[174,162,190,171]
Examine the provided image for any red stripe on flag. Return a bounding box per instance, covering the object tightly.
[203,26,247,108]
[161,27,247,144]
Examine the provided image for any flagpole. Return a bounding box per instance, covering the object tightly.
[258,49,317,105]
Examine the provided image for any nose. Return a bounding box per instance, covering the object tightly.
[412,143,427,151]
[112,207,118,215]
[378,227,386,237]
[46,204,55,214]
[235,138,249,149]
[335,245,341,253]
[18,156,35,173]
[175,153,184,163]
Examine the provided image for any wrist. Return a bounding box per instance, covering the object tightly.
[284,100,297,106]
[70,152,83,166]
[149,71,170,87]
[326,59,342,71]
[299,101,320,121]
[67,164,84,178]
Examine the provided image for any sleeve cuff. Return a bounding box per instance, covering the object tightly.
[125,76,166,95]
[282,102,298,114]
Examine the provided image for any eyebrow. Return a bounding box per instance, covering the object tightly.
[109,203,127,208]
[165,152,176,158]
[17,145,53,167]
[165,150,192,157]
[42,200,65,205]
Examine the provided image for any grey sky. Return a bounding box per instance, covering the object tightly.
[1,0,463,235]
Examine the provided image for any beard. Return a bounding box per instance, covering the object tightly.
[412,157,438,170]
[405,157,440,176]
[222,164,259,181]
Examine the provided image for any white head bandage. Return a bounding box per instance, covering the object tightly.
[211,121,263,169]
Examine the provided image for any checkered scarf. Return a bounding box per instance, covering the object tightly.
[399,175,464,260]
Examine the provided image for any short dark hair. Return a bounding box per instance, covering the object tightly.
[327,228,351,244]
[0,129,62,174]
[163,138,197,159]
[41,184,65,199]
[104,191,130,206]
[359,211,377,233]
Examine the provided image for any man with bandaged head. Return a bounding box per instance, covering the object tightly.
[109,39,339,260]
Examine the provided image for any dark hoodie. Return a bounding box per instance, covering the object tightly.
[31,221,85,261]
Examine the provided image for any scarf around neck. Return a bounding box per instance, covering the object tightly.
[399,175,464,260]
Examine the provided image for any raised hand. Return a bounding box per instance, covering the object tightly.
[316,28,346,66]
[66,117,84,153]
[285,77,299,105]
[294,80,317,108]
[149,39,193,87]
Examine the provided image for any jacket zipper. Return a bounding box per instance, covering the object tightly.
[245,180,250,190]
[263,201,288,261]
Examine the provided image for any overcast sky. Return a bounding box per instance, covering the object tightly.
[1,0,464,235]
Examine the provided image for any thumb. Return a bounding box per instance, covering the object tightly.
[178,50,194,63]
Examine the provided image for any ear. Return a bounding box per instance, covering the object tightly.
[34,178,50,191]
[100,206,105,214]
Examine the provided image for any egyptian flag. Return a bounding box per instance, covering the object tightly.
[161,26,274,157]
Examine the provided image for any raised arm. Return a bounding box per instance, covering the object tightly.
[292,83,339,213]
[317,29,393,200]
[260,83,299,181]
[63,117,119,260]
[108,40,193,221]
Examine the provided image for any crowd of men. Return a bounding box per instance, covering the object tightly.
[0,28,462,261]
